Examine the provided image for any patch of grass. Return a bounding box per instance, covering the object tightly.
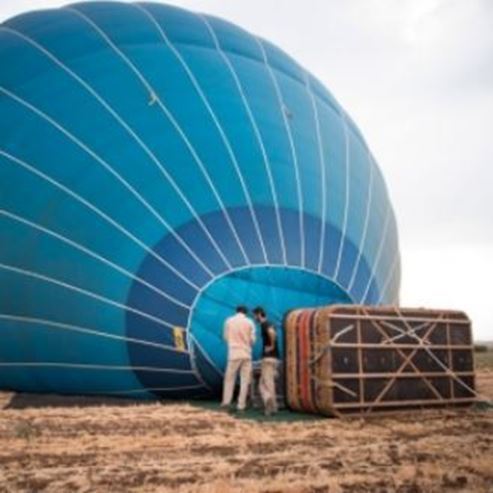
[191,400,321,422]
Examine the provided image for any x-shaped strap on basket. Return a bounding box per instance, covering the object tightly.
[362,307,445,412]
[382,319,433,345]
[382,311,478,401]
[308,324,355,366]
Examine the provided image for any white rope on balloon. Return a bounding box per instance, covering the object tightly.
[0,314,190,355]
[254,36,305,268]
[361,204,391,303]
[134,3,269,266]
[0,149,200,292]
[199,14,288,267]
[303,72,327,274]
[375,211,400,304]
[0,86,214,281]
[0,362,195,373]
[64,8,250,268]
[377,250,401,305]
[0,26,234,273]
[91,384,207,396]
[347,149,375,293]
[0,210,190,309]
[0,262,179,332]
[189,333,225,378]
[333,112,351,280]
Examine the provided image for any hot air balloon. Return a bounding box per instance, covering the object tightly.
[0,2,400,398]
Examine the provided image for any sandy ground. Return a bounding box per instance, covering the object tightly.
[0,372,492,493]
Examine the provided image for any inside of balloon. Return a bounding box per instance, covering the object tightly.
[189,266,351,391]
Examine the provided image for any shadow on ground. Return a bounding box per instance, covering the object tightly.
[2,392,158,410]
[191,400,322,422]
[3,391,320,422]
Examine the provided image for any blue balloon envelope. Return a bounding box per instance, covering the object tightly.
[0,2,400,398]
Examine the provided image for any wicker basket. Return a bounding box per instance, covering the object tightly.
[284,305,476,416]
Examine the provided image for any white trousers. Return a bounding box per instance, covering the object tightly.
[221,358,252,410]
[259,357,278,411]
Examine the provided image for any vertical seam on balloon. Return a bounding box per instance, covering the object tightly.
[386,214,401,304]
[199,14,288,266]
[393,255,401,304]
[184,318,215,392]
[381,212,399,302]
[361,205,391,303]
[1,26,234,273]
[304,72,327,273]
[188,355,215,393]
[347,149,375,293]
[0,85,215,280]
[190,334,225,377]
[189,360,214,393]
[0,262,180,331]
[333,112,351,280]
[135,4,268,266]
[254,37,305,268]
[0,149,200,292]
[64,8,249,268]
[0,209,191,310]
[370,149,399,304]
[377,250,400,305]
[0,314,191,354]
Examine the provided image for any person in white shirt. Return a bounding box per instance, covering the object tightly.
[221,305,256,411]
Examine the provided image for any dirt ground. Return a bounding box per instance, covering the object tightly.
[0,372,492,493]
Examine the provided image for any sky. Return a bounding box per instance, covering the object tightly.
[1,0,492,340]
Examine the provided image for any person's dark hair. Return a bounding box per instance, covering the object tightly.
[236,305,248,314]
[253,306,266,318]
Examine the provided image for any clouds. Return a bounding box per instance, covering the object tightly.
[403,0,493,90]
[1,0,491,338]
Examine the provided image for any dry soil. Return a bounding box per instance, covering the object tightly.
[0,372,491,493]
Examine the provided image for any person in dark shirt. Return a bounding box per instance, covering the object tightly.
[253,306,279,415]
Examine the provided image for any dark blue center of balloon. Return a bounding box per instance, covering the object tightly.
[125,205,359,397]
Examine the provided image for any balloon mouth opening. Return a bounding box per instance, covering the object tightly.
[123,205,371,397]
[188,265,352,391]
